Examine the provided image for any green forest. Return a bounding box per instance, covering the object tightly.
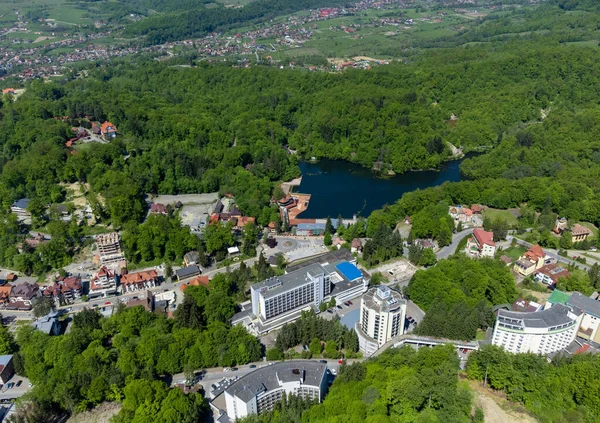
[467,345,600,422]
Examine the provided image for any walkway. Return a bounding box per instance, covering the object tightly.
[437,228,474,259]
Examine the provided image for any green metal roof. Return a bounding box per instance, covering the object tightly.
[547,289,570,305]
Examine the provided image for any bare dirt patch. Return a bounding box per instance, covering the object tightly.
[33,36,55,43]
[67,402,121,423]
[469,380,538,423]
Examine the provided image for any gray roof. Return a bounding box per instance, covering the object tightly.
[225,361,327,402]
[251,263,325,300]
[176,266,200,279]
[286,249,354,273]
[361,286,405,314]
[497,303,577,329]
[0,355,12,367]
[567,292,600,318]
[12,198,30,209]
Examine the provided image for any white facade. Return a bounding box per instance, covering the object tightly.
[223,361,327,421]
[356,286,406,356]
[492,304,581,355]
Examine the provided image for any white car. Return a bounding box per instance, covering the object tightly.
[223,367,231,372]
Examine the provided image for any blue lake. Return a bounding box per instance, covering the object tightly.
[295,158,466,219]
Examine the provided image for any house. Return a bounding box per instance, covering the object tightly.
[0,355,15,384]
[228,246,240,255]
[89,266,118,298]
[499,255,513,266]
[514,245,547,276]
[60,276,83,303]
[534,264,570,286]
[404,216,412,225]
[180,275,210,291]
[9,282,39,308]
[554,217,568,234]
[267,221,277,234]
[150,203,167,215]
[471,204,484,214]
[0,286,11,305]
[100,121,117,140]
[120,270,158,293]
[351,239,363,253]
[2,88,15,95]
[466,228,496,258]
[448,206,472,223]
[234,216,256,230]
[91,123,101,135]
[175,265,201,282]
[571,224,592,243]
[183,251,200,267]
[33,310,61,336]
[332,237,345,249]
[10,198,31,217]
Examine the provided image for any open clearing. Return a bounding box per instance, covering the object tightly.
[469,380,538,423]
[67,402,121,423]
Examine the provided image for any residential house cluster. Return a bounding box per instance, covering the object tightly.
[209,199,256,230]
[553,218,593,243]
[0,282,40,310]
[42,275,82,305]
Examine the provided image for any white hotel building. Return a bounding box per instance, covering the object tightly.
[491,303,582,355]
[220,361,328,421]
[356,286,406,356]
[242,253,369,333]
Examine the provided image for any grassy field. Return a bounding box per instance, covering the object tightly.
[482,208,519,226]
[499,245,527,260]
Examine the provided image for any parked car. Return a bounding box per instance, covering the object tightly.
[231,367,238,371]
[336,305,343,310]
[6,383,14,389]
[327,309,333,314]
[343,302,350,307]
[388,270,395,275]
[347,301,353,306]
[249,364,257,369]
[319,360,327,364]
[407,316,414,322]
[223,367,231,372]
[15,380,22,387]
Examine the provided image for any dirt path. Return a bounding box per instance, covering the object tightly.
[67,402,121,423]
[470,381,538,423]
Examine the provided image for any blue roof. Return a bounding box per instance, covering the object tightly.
[335,261,362,281]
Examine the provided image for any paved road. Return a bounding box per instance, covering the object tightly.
[437,228,474,260]
[509,236,590,270]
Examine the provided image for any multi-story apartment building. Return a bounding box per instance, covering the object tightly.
[221,361,328,421]
[356,286,406,356]
[96,232,125,265]
[491,304,581,355]
[89,266,118,298]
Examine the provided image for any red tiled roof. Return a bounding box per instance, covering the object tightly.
[180,275,210,291]
[120,270,157,285]
[473,228,495,247]
[236,216,255,227]
[150,203,167,214]
[101,121,117,134]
